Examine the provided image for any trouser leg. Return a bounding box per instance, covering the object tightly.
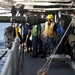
[32,36,38,56]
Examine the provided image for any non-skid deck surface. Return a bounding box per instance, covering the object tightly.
[20,52,75,75]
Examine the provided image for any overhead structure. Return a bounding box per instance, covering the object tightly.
[0,0,75,10]
[0,0,75,16]
[31,0,72,2]
[14,0,75,13]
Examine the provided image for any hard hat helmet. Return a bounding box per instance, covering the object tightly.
[46,14,53,20]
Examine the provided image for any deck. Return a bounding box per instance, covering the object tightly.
[19,51,75,75]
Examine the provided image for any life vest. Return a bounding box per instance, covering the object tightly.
[43,21,55,37]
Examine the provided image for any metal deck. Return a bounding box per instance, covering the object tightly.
[19,52,75,75]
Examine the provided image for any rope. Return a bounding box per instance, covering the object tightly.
[37,18,73,75]
[0,51,7,60]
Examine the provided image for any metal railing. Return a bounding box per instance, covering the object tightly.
[1,37,20,75]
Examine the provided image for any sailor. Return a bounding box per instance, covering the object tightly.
[31,24,40,57]
[55,17,65,54]
[41,14,57,57]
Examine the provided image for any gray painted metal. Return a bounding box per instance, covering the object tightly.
[1,37,20,75]
[1,50,14,75]
[31,0,71,2]
[66,59,75,71]
[45,8,75,11]
[14,2,72,6]
[19,52,75,75]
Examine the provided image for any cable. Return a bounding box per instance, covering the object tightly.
[37,18,73,75]
[0,51,7,60]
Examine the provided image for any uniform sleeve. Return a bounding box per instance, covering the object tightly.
[38,24,41,32]
[28,25,32,30]
[53,23,57,32]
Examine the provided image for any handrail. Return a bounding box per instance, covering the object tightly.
[1,37,20,75]
[1,50,14,75]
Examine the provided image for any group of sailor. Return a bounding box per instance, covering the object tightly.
[14,12,74,59]
[20,14,66,58]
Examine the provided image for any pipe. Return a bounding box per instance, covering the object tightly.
[45,8,75,11]
[14,2,72,6]
[0,15,46,25]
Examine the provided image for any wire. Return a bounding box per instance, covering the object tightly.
[37,18,73,75]
[0,51,7,60]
